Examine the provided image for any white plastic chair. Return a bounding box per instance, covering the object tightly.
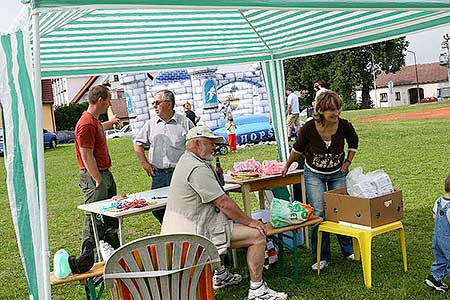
[104,233,220,300]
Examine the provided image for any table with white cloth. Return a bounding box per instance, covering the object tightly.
[78,184,240,260]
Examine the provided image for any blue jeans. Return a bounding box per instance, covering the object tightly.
[151,170,173,223]
[430,198,450,281]
[305,166,353,262]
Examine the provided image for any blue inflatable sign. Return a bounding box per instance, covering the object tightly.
[203,79,218,109]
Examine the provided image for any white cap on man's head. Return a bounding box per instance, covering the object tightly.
[186,125,225,143]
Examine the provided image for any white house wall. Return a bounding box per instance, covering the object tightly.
[356,81,449,108]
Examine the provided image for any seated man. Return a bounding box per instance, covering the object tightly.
[161,125,287,300]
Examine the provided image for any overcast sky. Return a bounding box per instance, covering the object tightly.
[1,1,449,66]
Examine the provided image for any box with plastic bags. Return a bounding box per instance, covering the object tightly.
[324,168,403,228]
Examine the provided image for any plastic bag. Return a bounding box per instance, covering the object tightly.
[346,167,394,198]
[270,197,314,228]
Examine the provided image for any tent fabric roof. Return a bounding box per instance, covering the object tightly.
[28,1,450,78]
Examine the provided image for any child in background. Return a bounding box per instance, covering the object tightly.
[225,115,237,151]
[424,172,450,292]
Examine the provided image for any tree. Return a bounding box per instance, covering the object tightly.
[54,102,109,130]
[283,38,408,109]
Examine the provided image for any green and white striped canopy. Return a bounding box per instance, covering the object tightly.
[3,1,450,299]
[26,0,450,78]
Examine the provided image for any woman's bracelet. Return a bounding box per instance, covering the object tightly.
[344,159,352,164]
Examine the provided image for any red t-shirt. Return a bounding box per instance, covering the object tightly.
[74,111,111,170]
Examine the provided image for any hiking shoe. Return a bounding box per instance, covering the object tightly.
[311,260,329,271]
[248,282,288,300]
[424,275,449,292]
[346,254,355,261]
[213,268,242,289]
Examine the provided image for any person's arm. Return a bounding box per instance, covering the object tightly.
[102,114,121,130]
[282,149,302,177]
[213,194,266,236]
[79,147,102,187]
[133,144,155,176]
[341,150,356,172]
[341,120,359,172]
[287,103,292,114]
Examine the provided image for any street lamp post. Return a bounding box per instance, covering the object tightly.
[441,34,450,87]
[407,50,420,103]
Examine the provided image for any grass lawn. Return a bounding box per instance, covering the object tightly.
[1,101,450,299]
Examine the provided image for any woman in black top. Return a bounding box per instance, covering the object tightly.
[282,90,358,271]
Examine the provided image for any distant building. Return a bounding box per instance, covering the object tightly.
[356,62,449,107]
[0,79,56,131]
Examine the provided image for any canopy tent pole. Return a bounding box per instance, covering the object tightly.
[32,11,52,300]
[261,59,289,162]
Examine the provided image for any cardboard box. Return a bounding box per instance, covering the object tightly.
[324,188,403,228]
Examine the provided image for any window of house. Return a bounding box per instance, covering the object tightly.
[116,90,124,99]
[380,93,388,102]
[395,92,401,101]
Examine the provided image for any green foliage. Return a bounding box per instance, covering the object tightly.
[284,39,409,110]
[54,102,109,130]
[1,102,450,299]
[54,102,88,130]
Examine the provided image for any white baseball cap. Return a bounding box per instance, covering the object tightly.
[186,125,225,143]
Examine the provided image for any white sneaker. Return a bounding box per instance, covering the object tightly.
[346,254,355,261]
[311,260,329,271]
[213,268,242,289]
[248,282,288,300]
[99,240,115,261]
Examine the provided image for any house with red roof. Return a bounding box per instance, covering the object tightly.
[356,62,450,107]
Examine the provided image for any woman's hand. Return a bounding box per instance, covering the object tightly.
[281,163,290,177]
[340,159,351,172]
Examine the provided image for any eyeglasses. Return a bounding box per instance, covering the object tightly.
[152,100,167,106]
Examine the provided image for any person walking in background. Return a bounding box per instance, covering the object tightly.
[133,90,194,223]
[313,80,328,110]
[286,87,300,140]
[225,115,237,152]
[161,125,288,300]
[74,85,121,256]
[282,90,358,271]
[424,172,450,292]
[183,101,200,125]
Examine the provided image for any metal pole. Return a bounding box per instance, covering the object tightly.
[33,11,52,300]
[371,52,378,107]
[407,50,420,102]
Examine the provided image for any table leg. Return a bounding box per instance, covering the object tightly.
[258,190,265,209]
[118,217,124,246]
[241,184,251,216]
[232,249,238,269]
[300,174,310,249]
[90,214,102,261]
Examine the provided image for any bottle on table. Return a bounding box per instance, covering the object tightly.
[215,157,225,186]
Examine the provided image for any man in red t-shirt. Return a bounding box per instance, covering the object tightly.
[75,85,121,257]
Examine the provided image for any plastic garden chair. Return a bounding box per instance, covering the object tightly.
[104,233,221,300]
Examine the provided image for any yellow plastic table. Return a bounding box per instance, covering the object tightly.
[317,221,407,288]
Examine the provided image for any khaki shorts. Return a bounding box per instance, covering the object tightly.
[287,114,300,127]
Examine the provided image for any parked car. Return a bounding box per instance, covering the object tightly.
[0,128,58,156]
[43,129,58,148]
[107,124,133,139]
[418,97,438,103]
[56,130,75,144]
[212,115,301,146]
